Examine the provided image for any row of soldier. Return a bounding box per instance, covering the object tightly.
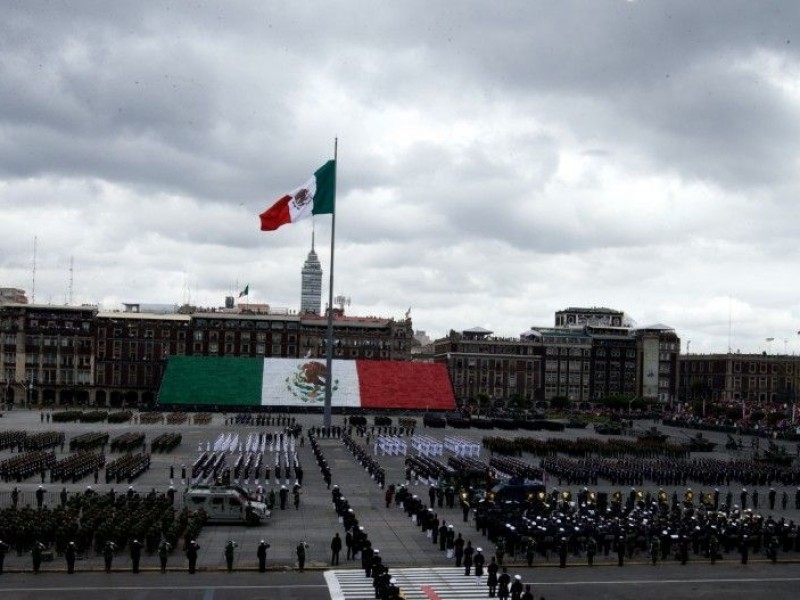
[224,413,298,427]
[539,454,800,489]
[342,432,386,488]
[469,485,800,566]
[332,484,401,597]
[393,483,534,599]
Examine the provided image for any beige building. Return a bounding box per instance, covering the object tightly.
[679,353,800,406]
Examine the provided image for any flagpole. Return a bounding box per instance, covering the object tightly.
[323,138,338,428]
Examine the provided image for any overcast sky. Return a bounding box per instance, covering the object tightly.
[2,1,799,354]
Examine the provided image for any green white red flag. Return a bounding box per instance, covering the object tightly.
[259,160,336,231]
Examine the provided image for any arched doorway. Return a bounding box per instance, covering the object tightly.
[60,389,76,406]
[124,391,139,408]
[42,389,56,407]
[95,390,107,408]
[141,391,155,408]
[75,390,90,406]
[110,391,124,408]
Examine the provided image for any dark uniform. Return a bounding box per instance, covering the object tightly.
[130,539,144,573]
[487,557,499,597]
[463,542,474,575]
[32,542,44,574]
[296,542,307,572]
[497,568,511,600]
[187,540,200,574]
[0,541,9,575]
[103,541,115,573]
[586,537,597,566]
[257,540,270,572]
[224,540,237,572]
[510,575,524,600]
[474,548,485,577]
[65,541,77,574]
[158,541,171,573]
[331,533,342,565]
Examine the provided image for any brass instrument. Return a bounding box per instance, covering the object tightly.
[561,490,572,502]
[657,490,668,503]
[612,491,623,503]
[684,489,694,504]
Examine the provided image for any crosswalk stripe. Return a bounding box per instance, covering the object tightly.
[326,567,506,600]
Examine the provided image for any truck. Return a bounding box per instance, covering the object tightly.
[183,484,271,525]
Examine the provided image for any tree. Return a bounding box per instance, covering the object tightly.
[507,393,527,411]
[476,393,491,413]
[600,394,638,411]
[549,395,570,411]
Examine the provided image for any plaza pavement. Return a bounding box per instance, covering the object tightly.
[0,408,798,574]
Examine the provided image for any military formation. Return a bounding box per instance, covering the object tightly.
[0,486,207,573]
[0,406,798,582]
[467,485,800,568]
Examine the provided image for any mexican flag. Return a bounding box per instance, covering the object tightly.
[259,160,336,231]
[158,356,456,410]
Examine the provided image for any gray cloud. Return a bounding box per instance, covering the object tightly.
[1,1,800,353]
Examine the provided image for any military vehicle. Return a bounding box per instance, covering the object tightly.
[755,442,794,467]
[184,484,271,525]
[682,432,717,452]
[637,427,669,443]
[594,422,624,435]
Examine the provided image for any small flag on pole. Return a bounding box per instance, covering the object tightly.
[238,285,249,298]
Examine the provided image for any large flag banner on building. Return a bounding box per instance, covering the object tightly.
[238,285,249,298]
[259,160,336,231]
[157,356,456,410]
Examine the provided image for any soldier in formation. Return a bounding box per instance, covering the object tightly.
[158,540,171,573]
[65,541,76,574]
[103,540,115,573]
[130,538,144,573]
[186,540,200,574]
[224,540,237,572]
[257,539,270,572]
[296,541,307,572]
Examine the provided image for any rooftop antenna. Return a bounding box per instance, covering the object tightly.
[334,295,351,312]
[68,255,74,305]
[727,296,732,354]
[31,236,37,304]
